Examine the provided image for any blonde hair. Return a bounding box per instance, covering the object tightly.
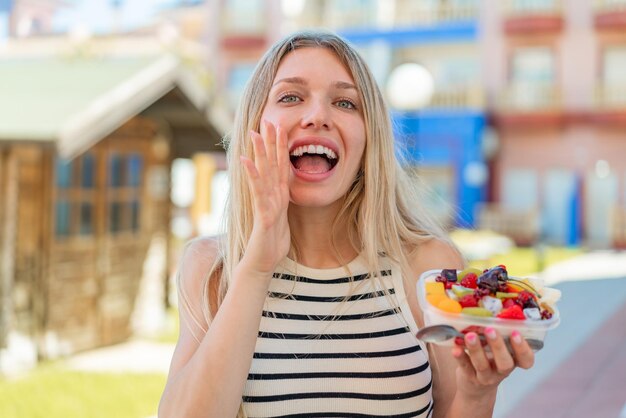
[177,30,451,415]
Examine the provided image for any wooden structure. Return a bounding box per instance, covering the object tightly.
[476,204,541,246]
[612,207,626,249]
[0,53,223,367]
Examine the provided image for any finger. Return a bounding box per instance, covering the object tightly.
[464,332,492,376]
[250,130,269,178]
[240,155,262,195]
[451,345,476,380]
[484,327,515,375]
[509,330,535,369]
[262,121,278,175]
[276,125,290,186]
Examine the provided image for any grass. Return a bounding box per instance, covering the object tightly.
[0,363,166,418]
[467,246,583,277]
[0,306,180,418]
[0,306,181,418]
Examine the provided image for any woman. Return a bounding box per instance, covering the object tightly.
[159,30,535,418]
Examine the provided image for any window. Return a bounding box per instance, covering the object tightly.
[222,0,264,33]
[54,153,96,238]
[510,47,557,109]
[227,63,256,111]
[107,152,143,234]
[511,0,558,13]
[600,45,626,107]
[502,168,538,211]
[56,159,72,189]
[55,201,71,237]
[512,47,555,83]
[411,166,456,228]
[603,46,626,85]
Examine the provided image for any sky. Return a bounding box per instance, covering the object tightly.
[51,0,186,34]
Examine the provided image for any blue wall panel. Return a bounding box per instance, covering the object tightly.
[393,110,486,227]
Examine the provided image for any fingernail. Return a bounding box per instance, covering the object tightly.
[485,327,496,340]
[466,333,478,346]
[452,347,463,357]
[511,331,522,344]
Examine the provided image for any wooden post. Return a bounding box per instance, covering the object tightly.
[38,150,53,350]
[0,150,18,349]
[191,153,217,232]
[0,148,4,348]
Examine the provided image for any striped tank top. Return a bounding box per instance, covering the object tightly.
[242,254,433,418]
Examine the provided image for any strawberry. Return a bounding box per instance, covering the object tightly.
[458,294,479,308]
[502,298,520,310]
[460,273,478,289]
[497,304,525,320]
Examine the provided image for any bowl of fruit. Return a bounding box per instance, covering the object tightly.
[416,265,561,347]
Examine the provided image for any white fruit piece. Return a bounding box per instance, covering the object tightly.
[523,308,541,320]
[481,296,503,315]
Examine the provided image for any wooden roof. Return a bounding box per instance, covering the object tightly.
[0,53,222,158]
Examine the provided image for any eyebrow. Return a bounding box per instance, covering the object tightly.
[272,77,357,91]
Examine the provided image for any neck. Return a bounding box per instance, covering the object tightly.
[288,202,359,269]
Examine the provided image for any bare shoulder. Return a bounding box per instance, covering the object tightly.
[177,236,223,320]
[179,236,221,278]
[164,236,222,386]
[399,236,466,328]
[407,236,466,279]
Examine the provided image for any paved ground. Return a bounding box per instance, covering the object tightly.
[64,339,175,374]
[502,301,626,418]
[494,251,626,418]
[60,250,626,418]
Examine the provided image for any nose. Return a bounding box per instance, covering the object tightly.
[300,100,332,130]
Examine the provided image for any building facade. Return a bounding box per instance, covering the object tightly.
[483,0,626,247]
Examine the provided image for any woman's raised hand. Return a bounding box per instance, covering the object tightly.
[239,121,291,277]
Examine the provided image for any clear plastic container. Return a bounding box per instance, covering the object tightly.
[417,269,561,346]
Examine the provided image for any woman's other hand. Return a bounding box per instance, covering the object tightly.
[239,120,292,276]
[451,327,535,398]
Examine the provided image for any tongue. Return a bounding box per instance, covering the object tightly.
[293,155,331,174]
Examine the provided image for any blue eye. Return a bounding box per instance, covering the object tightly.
[336,99,356,109]
[279,94,300,103]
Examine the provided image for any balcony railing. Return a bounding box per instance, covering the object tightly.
[497,83,562,112]
[428,86,484,109]
[595,84,626,109]
[594,0,626,12]
[504,0,564,15]
[394,1,478,27]
[326,1,477,30]
[326,9,376,30]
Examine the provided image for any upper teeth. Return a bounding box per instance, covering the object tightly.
[290,145,337,159]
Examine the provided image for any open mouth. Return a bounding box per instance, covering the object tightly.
[289,144,339,174]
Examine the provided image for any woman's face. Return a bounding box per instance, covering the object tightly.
[260,47,366,209]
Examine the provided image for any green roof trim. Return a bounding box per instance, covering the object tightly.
[0,56,160,141]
